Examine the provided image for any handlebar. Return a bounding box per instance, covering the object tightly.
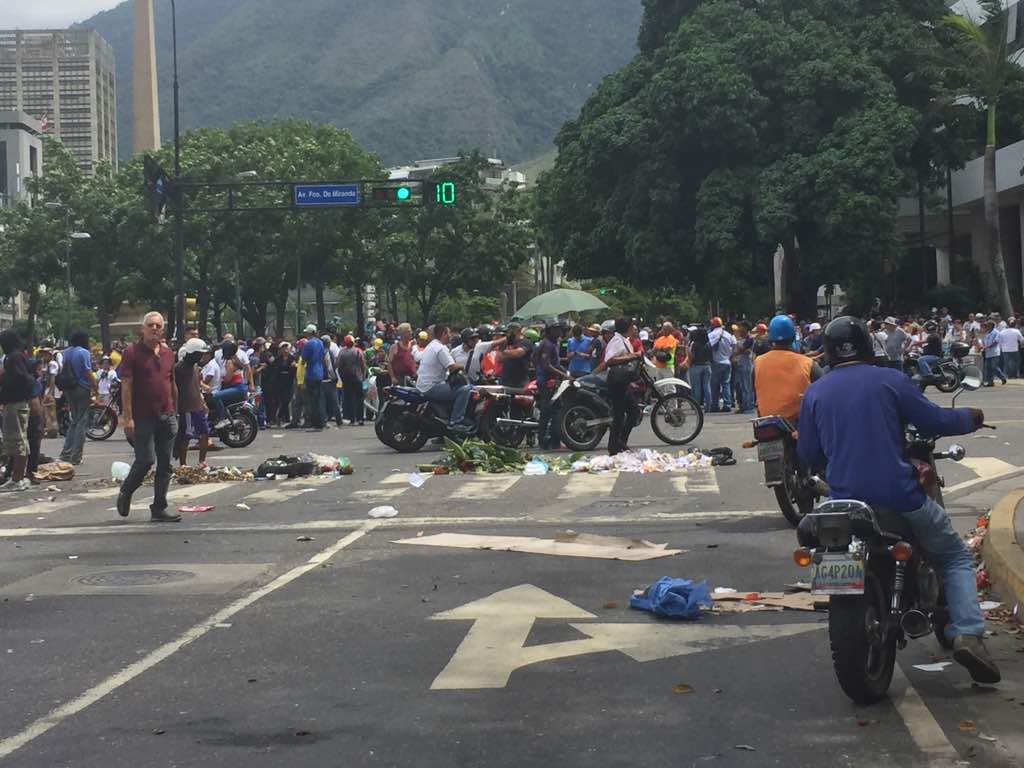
[981,423,996,430]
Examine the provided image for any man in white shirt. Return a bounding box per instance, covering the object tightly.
[214,335,254,391]
[998,322,1023,378]
[468,331,498,383]
[451,328,479,368]
[201,357,223,393]
[416,325,474,431]
[707,317,736,412]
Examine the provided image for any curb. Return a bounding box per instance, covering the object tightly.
[982,488,1024,609]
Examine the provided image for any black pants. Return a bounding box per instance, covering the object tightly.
[27,413,42,473]
[276,382,292,424]
[342,377,364,424]
[536,385,560,449]
[120,414,177,512]
[305,380,324,428]
[607,366,639,455]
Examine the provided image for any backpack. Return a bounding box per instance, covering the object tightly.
[56,355,79,391]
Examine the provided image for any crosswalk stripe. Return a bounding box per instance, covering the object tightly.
[959,456,1018,479]
[669,467,720,495]
[121,483,237,512]
[558,473,617,500]
[350,487,406,502]
[0,487,119,517]
[448,476,520,500]
[381,473,429,486]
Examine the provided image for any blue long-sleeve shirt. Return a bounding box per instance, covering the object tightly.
[797,363,974,512]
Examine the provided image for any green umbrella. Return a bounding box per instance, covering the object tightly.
[512,288,609,320]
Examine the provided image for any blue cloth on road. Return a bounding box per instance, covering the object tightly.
[797,363,974,513]
[629,577,712,620]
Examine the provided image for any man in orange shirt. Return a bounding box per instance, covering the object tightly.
[753,316,823,423]
[652,322,681,370]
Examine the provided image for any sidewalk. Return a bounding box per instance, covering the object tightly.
[983,488,1024,610]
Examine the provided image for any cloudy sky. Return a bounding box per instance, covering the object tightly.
[3,1,124,30]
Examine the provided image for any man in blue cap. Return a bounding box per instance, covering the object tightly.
[753,315,824,424]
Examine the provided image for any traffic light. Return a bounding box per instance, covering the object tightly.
[427,180,457,207]
[598,288,617,296]
[185,296,198,323]
[367,181,423,207]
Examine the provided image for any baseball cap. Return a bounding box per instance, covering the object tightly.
[600,320,615,332]
[418,331,429,341]
[303,324,317,334]
[639,330,650,341]
[587,323,601,333]
[808,322,821,332]
[373,337,384,348]
[883,316,898,326]
[710,317,723,328]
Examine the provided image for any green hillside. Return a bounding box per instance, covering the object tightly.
[80,0,642,165]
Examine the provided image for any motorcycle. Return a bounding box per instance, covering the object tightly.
[87,380,122,441]
[792,365,989,705]
[913,342,971,394]
[127,395,259,450]
[376,375,494,453]
[556,356,703,451]
[744,416,825,526]
[476,381,541,449]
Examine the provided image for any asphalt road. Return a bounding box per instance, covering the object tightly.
[1,383,1023,767]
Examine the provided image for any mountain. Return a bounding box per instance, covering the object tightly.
[79,0,642,167]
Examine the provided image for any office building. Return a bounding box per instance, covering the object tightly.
[0,110,42,208]
[0,29,117,174]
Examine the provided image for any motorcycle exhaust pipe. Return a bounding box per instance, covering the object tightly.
[583,417,613,428]
[899,609,931,639]
[495,418,539,428]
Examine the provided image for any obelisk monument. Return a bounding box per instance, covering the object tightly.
[132,0,161,153]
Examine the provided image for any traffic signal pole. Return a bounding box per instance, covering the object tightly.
[171,0,185,341]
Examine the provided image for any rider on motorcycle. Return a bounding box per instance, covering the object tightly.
[752,316,823,423]
[912,321,943,377]
[415,324,474,433]
[796,316,998,684]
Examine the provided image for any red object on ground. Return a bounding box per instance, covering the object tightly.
[178,505,215,513]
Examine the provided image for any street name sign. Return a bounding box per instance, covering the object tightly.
[293,183,361,207]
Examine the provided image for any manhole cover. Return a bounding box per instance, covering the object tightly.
[73,569,196,587]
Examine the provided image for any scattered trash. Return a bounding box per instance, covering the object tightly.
[603,601,619,609]
[256,455,316,479]
[235,503,251,511]
[67,555,78,560]
[272,434,285,438]
[310,453,353,475]
[45,485,59,492]
[296,535,315,542]
[785,582,812,592]
[523,458,549,476]
[979,601,1002,611]
[977,733,997,743]
[912,662,952,672]
[673,683,695,694]
[29,639,44,644]
[712,591,825,612]
[733,745,756,752]
[175,465,253,484]
[34,463,74,482]
[178,505,215,514]
[713,587,737,595]
[395,531,683,561]
[976,569,991,590]
[110,461,131,482]
[214,623,232,629]
[959,720,977,731]
[630,577,713,620]
[972,434,996,439]
[152,729,165,735]
[408,472,426,488]
[368,506,399,519]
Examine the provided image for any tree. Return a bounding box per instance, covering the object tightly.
[945,0,1019,315]
[537,0,957,315]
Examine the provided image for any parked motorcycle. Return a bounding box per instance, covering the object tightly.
[476,381,540,449]
[744,416,825,526]
[792,365,988,704]
[87,381,122,441]
[556,356,703,451]
[913,341,971,394]
[127,395,259,450]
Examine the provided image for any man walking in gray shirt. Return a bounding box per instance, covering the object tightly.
[882,317,909,369]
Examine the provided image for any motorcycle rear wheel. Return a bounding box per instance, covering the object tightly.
[86,405,118,441]
[829,570,897,705]
[560,403,605,452]
[481,403,528,449]
[774,459,814,527]
[379,408,428,453]
[934,368,960,394]
[220,410,258,449]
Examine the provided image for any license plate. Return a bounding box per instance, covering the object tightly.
[757,439,784,461]
[811,553,865,595]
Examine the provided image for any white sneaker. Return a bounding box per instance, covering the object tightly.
[0,479,30,493]
[213,419,230,430]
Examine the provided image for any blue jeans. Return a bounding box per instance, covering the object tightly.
[917,355,940,376]
[710,361,733,411]
[902,497,985,639]
[734,360,754,412]
[576,372,607,389]
[983,356,1006,385]
[689,364,712,409]
[59,385,91,463]
[211,383,247,422]
[1003,350,1020,378]
[423,382,472,425]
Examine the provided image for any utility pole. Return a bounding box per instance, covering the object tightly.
[171,0,185,341]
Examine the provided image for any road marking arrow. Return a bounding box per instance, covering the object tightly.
[430,584,822,690]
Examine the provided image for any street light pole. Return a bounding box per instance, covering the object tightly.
[171,0,186,341]
[63,207,72,342]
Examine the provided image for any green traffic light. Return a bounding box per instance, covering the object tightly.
[599,289,607,296]
[397,187,411,201]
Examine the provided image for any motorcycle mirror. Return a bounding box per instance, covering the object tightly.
[960,366,982,391]
[946,444,966,462]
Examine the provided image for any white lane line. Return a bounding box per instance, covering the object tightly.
[960,456,1018,478]
[449,476,520,500]
[350,487,406,502]
[890,665,958,764]
[669,467,720,495]
[558,473,616,500]
[946,466,1024,497]
[0,522,378,761]
[381,473,430,486]
[119,483,237,512]
[0,488,120,517]
[0,510,781,538]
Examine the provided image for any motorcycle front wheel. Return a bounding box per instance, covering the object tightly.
[560,403,605,451]
[86,405,118,441]
[935,368,961,394]
[650,394,704,446]
[828,570,897,705]
[220,410,258,448]
[379,407,428,453]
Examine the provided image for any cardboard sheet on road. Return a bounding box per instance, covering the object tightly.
[393,531,684,561]
[712,591,827,612]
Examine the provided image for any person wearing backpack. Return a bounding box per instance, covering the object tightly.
[58,330,97,465]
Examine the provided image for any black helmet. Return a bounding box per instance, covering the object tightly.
[477,325,493,342]
[823,316,873,364]
[462,327,480,342]
[924,320,938,332]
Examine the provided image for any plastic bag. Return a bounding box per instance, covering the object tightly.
[110,461,131,482]
[368,506,398,519]
[629,577,713,620]
[523,458,549,476]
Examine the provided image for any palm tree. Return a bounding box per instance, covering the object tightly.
[944,0,1017,315]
